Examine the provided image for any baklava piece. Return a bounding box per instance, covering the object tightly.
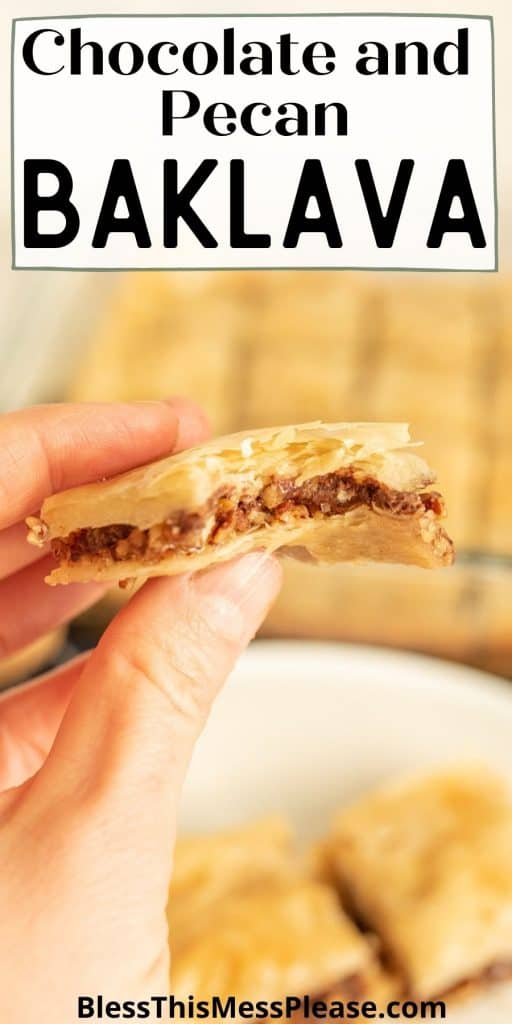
[28,422,453,585]
[320,769,512,1000]
[171,878,395,1008]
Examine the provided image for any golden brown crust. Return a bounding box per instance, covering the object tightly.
[170,879,375,1004]
[26,422,453,584]
[29,422,420,537]
[321,768,512,999]
[169,818,296,949]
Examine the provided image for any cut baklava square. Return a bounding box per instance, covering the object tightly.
[321,769,512,999]
[171,878,395,1007]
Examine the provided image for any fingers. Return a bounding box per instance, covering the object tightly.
[0,556,106,660]
[34,554,282,832]
[0,398,209,531]
[0,655,88,791]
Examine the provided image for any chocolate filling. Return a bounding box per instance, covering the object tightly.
[51,469,445,567]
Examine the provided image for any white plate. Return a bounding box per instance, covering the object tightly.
[180,640,512,1024]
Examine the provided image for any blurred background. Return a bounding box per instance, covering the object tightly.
[1,0,511,686]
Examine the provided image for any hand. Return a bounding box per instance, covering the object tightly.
[0,401,282,1022]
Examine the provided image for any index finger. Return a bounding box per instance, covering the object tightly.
[0,398,209,531]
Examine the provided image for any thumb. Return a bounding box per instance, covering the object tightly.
[2,554,281,1001]
[30,553,281,834]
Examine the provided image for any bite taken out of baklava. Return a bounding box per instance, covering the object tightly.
[319,768,512,1002]
[27,422,454,585]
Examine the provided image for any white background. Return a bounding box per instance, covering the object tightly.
[12,14,495,269]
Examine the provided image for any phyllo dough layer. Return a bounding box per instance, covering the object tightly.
[320,769,512,999]
[169,817,295,948]
[170,878,391,1007]
[27,422,454,584]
